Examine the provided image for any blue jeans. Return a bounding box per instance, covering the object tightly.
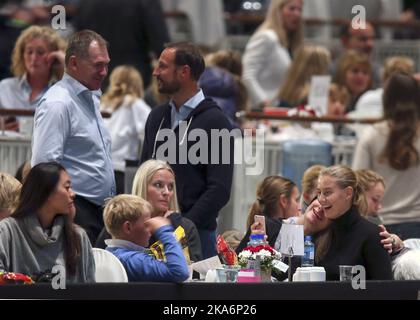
[198,229,217,259]
[385,222,420,240]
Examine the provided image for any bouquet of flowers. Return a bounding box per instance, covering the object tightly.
[238,244,280,271]
[216,235,238,266]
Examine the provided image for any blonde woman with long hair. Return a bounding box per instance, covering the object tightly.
[101,65,151,194]
[316,165,392,280]
[277,45,331,107]
[242,0,304,107]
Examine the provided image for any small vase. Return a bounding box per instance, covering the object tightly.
[260,268,272,282]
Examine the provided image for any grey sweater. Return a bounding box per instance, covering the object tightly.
[0,214,95,283]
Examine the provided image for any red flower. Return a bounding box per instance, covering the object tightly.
[243,244,275,254]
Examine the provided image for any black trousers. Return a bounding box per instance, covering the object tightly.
[74,195,104,245]
[114,170,125,195]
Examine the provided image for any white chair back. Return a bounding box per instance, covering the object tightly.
[92,248,128,282]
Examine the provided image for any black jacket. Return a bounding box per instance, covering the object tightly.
[317,206,393,280]
[140,99,234,231]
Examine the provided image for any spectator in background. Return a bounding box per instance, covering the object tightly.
[31,30,115,245]
[0,6,32,80]
[242,0,303,108]
[0,162,95,282]
[352,56,414,119]
[276,45,331,108]
[353,73,420,240]
[334,50,372,113]
[201,49,249,128]
[327,84,349,117]
[206,49,243,78]
[300,165,325,213]
[0,26,65,133]
[337,21,380,88]
[0,172,21,220]
[396,0,420,39]
[75,0,169,89]
[101,65,151,195]
[340,21,376,58]
[103,194,189,282]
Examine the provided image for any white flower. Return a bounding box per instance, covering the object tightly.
[238,250,252,259]
[257,249,272,258]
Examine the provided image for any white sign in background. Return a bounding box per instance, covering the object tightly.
[308,75,331,115]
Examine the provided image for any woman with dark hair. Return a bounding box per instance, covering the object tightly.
[0,162,95,282]
[353,73,420,240]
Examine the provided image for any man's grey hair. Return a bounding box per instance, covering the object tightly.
[65,29,108,65]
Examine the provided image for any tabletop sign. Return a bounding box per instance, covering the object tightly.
[278,223,304,256]
[308,75,331,115]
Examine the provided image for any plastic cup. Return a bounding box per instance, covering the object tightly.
[339,265,353,282]
[224,268,239,283]
[216,268,227,282]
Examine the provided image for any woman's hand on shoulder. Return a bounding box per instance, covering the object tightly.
[379,225,404,254]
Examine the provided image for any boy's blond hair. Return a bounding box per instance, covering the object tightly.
[0,172,22,212]
[103,194,152,237]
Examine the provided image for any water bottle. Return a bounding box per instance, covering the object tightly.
[301,235,315,267]
[246,234,265,277]
[247,233,265,247]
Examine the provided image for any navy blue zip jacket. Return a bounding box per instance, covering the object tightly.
[140,98,235,231]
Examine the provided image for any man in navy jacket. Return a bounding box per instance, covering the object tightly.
[140,42,234,259]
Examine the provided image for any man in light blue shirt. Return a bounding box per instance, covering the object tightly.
[32,30,115,244]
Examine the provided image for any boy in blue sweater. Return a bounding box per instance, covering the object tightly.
[103,194,189,282]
